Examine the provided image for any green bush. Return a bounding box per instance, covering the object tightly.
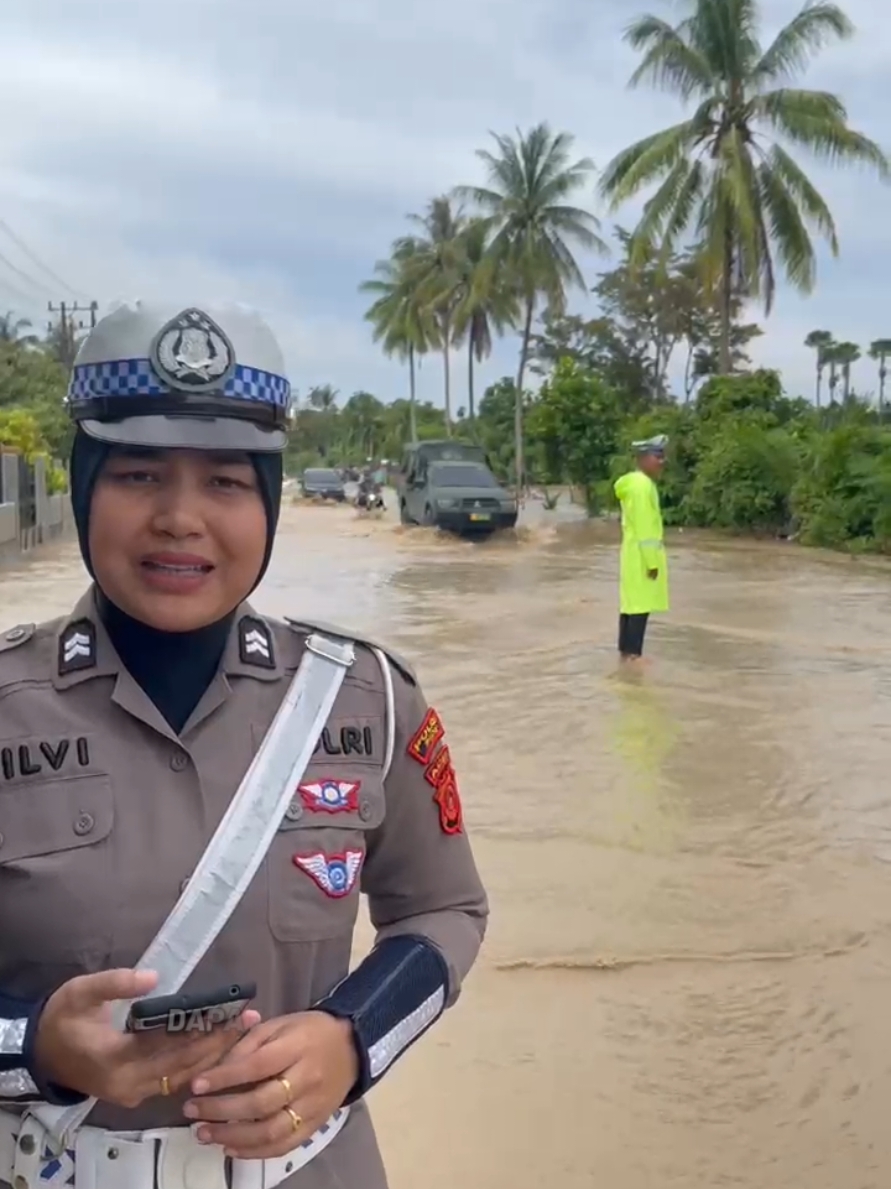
[683,419,802,532]
[792,423,891,549]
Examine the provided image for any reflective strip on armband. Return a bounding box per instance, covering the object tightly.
[314,935,449,1100]
[0,1018,38,1099]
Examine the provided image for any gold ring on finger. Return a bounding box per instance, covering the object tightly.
[277,1075,293,1103]
[160,1075,171,1097]
[284,1106,302,1133]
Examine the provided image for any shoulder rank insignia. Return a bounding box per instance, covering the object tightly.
[58,619,96,675]
[407,707,444,765]
[298,778,360,814]
[238,615,275,669]
[293,849,364,898]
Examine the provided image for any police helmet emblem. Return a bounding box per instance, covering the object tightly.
[149,308,236,393]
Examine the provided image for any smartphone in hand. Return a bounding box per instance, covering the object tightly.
[125,982,256,1034]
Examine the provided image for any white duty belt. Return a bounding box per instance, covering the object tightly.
[2,631,355,1189]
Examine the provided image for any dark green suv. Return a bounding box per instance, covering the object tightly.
[400,460,517,534]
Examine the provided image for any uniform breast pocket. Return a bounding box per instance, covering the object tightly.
[266,772,386,943]
[0,776,115,963]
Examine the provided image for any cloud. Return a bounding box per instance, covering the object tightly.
[0,0,888,409]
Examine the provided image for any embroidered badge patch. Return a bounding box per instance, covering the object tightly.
[433,769,463,835]
[293,849,364,898]
[424,744,453,788]
[238,615,275,669]
[407,708,444,765]
[58,619,96,675]
[422,744,463,835]
[298,778,360,814]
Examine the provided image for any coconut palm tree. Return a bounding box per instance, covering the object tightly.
[821,341,846,403]
[394,196,465,432]
[829,340,860,400]
[360,240,438,443]
[599,0,889,374]
[455,123,605,488]
[306,384,338,411]
[0,312,37,345]
[450,218,519,422]
[804,329,833,407]
[868,339,891,415]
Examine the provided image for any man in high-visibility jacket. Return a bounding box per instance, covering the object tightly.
[613,434,669,662]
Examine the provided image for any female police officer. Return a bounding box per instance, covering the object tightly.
[0,301,488,1189]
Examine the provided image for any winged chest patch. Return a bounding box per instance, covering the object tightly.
[293,849,364,898]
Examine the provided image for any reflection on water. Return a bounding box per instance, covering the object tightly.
[3,500,891,1187]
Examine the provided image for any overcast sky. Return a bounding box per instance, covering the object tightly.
[1,0,889,411]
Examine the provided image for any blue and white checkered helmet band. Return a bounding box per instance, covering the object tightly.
[67,357,290,410]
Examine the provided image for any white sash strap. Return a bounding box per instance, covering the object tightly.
[0,1106,349,1189]
[36,631,354,1157]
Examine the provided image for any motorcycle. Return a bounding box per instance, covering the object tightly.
[355,484,385,515]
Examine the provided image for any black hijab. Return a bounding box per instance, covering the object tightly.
[69,429,283,732]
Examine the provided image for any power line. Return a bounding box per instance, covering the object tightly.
[0,248,55,300]
[0,275,44,312]
[0,219,86,301]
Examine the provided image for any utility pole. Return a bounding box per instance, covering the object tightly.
[47,300,98,367]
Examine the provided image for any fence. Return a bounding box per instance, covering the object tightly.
[0,451,73,561]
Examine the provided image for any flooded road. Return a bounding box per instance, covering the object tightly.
[5,496,891,1188]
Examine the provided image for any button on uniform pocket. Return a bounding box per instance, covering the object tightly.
[0,776,115,962]
[267,773,386,943]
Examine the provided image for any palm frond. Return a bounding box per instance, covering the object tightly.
[755,88,890,174]
[757,161,816,294]
[624,15,715,99]
[754,2,854,84]
[760,143,838,251]
[599,116,709,207]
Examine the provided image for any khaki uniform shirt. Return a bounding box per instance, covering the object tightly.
[0,588,488,1188]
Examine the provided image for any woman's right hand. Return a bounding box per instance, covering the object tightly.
[34,969,261,1109]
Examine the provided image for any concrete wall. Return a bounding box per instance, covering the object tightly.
[0,450,74,562]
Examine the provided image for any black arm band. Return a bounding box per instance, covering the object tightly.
[314,934,449,1104]
[0,992,85,1106]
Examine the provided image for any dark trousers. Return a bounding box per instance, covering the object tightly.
[618,613,649,657]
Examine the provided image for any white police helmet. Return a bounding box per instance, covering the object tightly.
[65,300,290,452]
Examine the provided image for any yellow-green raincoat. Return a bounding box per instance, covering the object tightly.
[614,469,669,614]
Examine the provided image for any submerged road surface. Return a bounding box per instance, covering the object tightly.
[3,496,891,1188]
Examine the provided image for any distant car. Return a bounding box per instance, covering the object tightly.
[400,460,517,535]
[300,467,346,501]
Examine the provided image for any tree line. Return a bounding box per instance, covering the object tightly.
[0,312,73,490]
[357,0,888,493]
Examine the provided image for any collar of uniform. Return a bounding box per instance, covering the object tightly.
[53,587,121,689]
[223,605,284,681]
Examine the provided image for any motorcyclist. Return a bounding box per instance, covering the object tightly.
[356,464,384,512]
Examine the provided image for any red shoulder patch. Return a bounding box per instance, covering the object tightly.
[423,744,452,788]
[407,707,444,765]
[423,743,463,835]
[433,769,463,835]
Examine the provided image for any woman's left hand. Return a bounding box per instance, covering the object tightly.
[183,1011,359,1159]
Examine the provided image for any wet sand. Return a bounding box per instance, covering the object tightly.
[4,498,891,1187]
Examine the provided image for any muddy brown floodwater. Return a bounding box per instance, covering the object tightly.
[4,496,891,1188]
